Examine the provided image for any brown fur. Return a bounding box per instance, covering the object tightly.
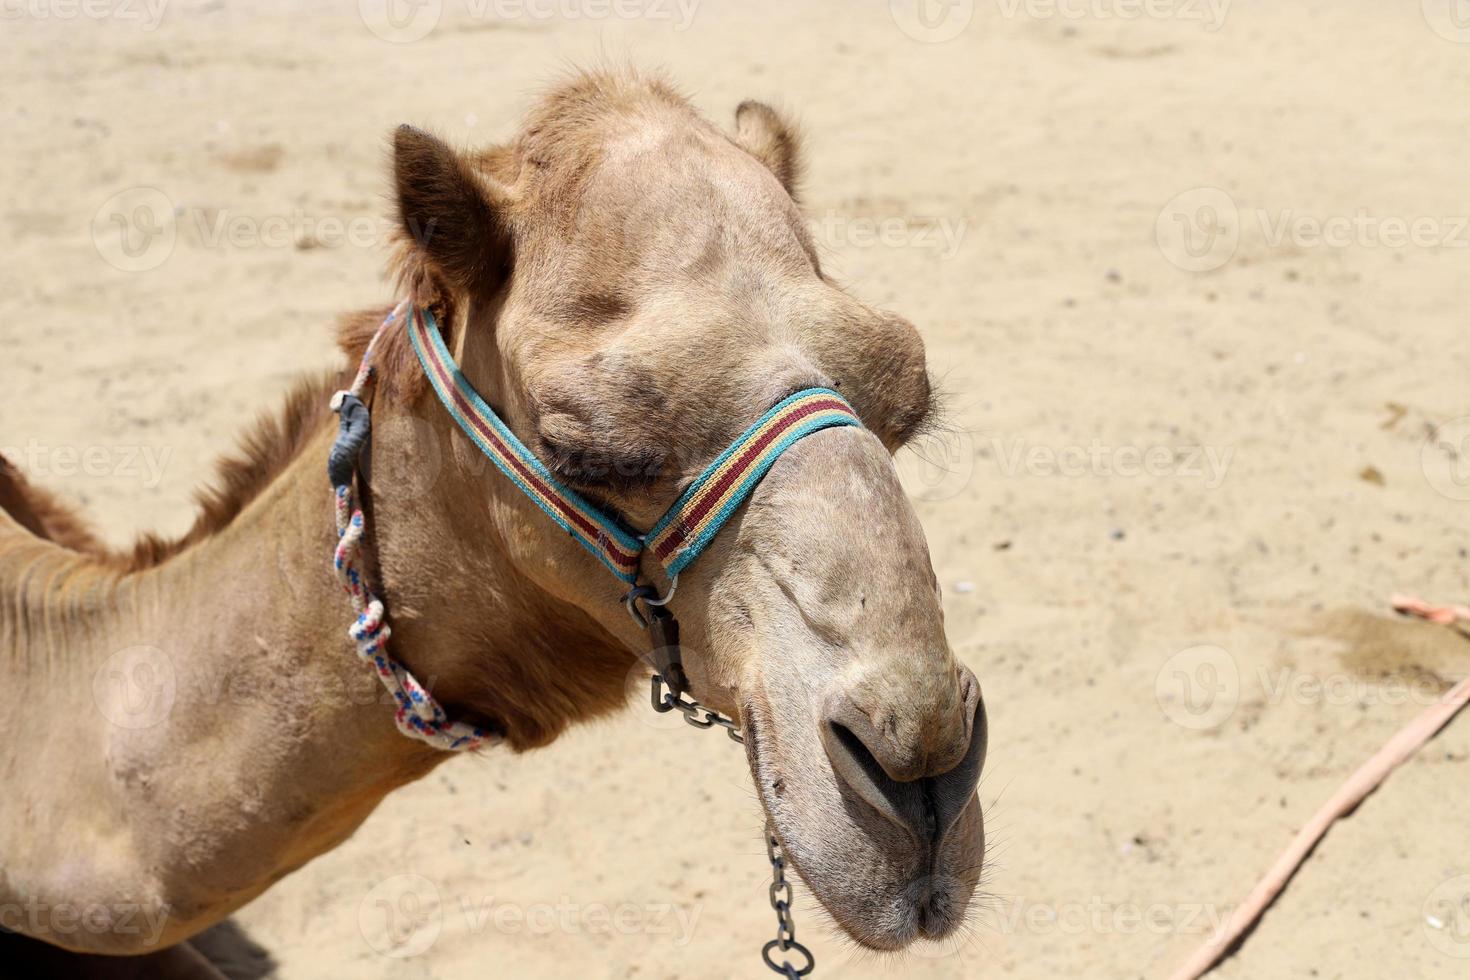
[0,453,105,552]
[735,100,804,198]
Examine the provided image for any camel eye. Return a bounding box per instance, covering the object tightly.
[541,436,666,494]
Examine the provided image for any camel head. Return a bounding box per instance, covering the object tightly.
[381,72,985,952]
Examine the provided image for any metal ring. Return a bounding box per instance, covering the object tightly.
[650,676,676,713]
[621,584,659,629]
[761,939,814,977]
[643,573,678,606]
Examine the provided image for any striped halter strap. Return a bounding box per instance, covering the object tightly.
[407,306,863,590]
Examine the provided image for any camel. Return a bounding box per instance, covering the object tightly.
[0,70,988,969]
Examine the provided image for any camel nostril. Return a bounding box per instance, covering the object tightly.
[820,693,988,845]
[821,719,928,839]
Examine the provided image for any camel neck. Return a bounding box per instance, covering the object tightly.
[0,377,634,953]
[0,422,445,952]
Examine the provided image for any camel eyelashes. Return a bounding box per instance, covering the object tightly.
[540,436,666,494]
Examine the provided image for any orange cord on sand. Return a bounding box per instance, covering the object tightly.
[1167,596,1470,980]
[1392,594,1470,630]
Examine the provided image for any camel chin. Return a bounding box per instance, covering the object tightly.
[742,696,987,952]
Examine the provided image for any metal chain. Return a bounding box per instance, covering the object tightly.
[650,674,744,742]
[762,824,815,978]
[647,673,815,976]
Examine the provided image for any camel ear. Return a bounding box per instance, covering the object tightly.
[393,124,512,295]
[735,101,803,199]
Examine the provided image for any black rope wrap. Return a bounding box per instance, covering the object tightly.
[328,392,371,490]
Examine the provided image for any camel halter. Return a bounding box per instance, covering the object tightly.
[407,306,861,587]
[329,302,851,976]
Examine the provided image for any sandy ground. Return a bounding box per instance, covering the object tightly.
[4,1,1470,977]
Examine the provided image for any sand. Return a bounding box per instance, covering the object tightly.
[3,1,1469,976]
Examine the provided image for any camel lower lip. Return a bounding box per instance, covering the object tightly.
[740,698,982,952]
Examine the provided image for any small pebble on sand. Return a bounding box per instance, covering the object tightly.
[953,581,976,594]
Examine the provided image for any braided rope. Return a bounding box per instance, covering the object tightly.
[331,302,496,753]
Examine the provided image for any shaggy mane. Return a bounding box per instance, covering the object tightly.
[120,371,343,569]
[0,368,348,570]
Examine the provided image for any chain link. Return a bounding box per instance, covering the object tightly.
[762,824,815,977]
[650,675,744,743]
